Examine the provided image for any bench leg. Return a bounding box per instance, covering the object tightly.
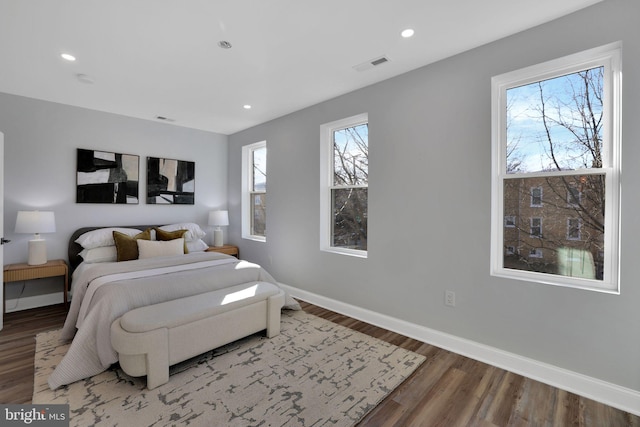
[266,293,284,338]
[145,340,170,389]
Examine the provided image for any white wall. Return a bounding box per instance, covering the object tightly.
[0,93,228,310]
[228,0,640,397]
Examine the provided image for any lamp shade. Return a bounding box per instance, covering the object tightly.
[15,211,56,265]
[15,211,56,234]
[208,210,229,227]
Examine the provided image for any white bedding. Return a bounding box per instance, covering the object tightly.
[49,252,299,389]
[74,257,236,331]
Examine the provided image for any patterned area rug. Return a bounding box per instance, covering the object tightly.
[33,310,425,427]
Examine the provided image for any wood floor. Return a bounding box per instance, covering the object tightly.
[1,302,639,426]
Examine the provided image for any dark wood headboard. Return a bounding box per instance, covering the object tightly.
[68,225,158,273]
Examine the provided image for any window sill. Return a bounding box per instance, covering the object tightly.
[321,247,367,259]
[491,268,619,294]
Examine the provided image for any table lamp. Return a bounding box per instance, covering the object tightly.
[208,210,229,247]
[15,211,56,265]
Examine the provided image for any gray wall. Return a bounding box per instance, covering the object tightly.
[1,93,228,310]
[228,0,640,391]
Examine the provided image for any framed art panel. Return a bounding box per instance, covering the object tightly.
[76,149,139,204]
[146,156,195,204]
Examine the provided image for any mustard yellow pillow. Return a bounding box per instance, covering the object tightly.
[113,229,152,261]
[154,228,188,253]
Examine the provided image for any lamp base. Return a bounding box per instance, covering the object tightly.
[213,229,224,247]
[28,239,48,265]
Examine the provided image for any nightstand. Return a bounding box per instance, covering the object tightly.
[3,259,69,313]
[206,245,239,258]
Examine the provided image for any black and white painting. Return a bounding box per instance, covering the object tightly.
[76,149,139,204]
[146,157,195,204]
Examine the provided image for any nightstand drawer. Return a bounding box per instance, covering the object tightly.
[4,262,67,282]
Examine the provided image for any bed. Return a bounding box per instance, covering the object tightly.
[47,224,299,390]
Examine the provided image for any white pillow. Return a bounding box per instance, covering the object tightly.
[79,246,118,263]
[159,223,206,241]
[186,239,209,253]
[75,228,143,249]
[137,238,185,259]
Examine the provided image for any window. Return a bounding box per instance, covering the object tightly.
[504,216,516,227]
[530,187,543,207]
[530,218,542,238]
[529,248,543,259]
[567,186,582,207]
[320,113,368,257]
[491,43,621,292]
[567,218,581,240]
[241,141,267,241]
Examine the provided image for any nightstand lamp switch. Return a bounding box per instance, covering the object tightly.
[15,210,56,265]
[208,210,229,247]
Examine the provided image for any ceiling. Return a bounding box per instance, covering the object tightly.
[0,0,602,135]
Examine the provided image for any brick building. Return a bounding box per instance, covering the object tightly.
[503,174,605,280]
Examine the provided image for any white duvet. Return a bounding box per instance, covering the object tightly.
[48,252,299,390]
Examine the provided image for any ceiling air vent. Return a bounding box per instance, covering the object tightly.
[353,55,390,72]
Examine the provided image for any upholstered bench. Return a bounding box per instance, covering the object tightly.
[110,281,285,389]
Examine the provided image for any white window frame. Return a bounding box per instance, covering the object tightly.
[241,141,267,242]
[490,42,621,293]
[504,216,516,228]
[320,113,368,258]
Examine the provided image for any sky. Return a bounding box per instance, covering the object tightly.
[506,66,603,174]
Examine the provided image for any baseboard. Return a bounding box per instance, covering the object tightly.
[279,283,640,417]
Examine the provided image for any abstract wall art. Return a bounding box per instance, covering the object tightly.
[146,157,195,204]
[76,148,140,204]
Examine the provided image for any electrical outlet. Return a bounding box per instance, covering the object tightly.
[445,290,456,307]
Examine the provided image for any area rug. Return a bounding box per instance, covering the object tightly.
[33,310,425,427]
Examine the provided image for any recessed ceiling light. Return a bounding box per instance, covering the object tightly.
[401,28,415,38]
[61,53,76,61]
[243,105,252,110]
